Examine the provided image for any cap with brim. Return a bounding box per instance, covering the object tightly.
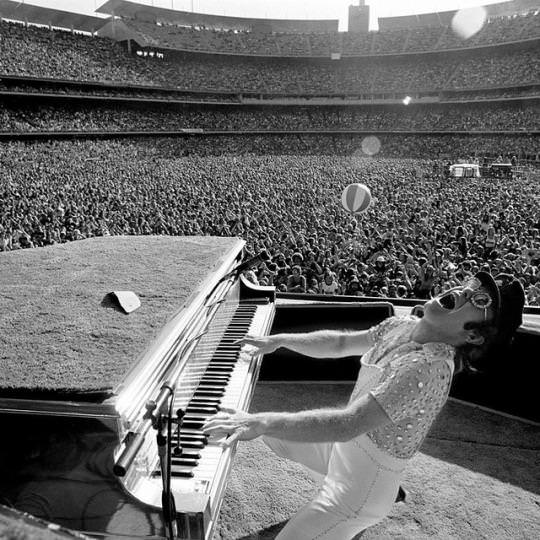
[475,271,525,348]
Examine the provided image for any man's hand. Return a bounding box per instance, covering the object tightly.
[235,334,280,355]
[203,407,265,447]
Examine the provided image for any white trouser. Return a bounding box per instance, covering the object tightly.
[263,434,407,540]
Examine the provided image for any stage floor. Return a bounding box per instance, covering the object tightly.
[216,382,540,540]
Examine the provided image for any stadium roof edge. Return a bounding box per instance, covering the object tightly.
[377,0,540,30]
[0,0,108,32]
[97,0,338,34]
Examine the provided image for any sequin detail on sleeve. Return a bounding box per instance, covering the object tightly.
[367,353,453,458]
[370,353,434,423]
[368,316,403,347]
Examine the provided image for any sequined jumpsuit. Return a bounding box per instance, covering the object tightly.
[263,316,455,540]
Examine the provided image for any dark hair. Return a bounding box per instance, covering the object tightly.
[453,320,499,374]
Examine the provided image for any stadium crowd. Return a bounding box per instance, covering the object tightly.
[1,101,538,133]
[1,139,539,305]
[0,81,242,103]
[1,21,539,95]
[124,11,540,57]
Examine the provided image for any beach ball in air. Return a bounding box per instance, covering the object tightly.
[341,183,372,214]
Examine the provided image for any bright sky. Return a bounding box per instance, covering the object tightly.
[14,0,508,30]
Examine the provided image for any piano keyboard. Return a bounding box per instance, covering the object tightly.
[125,295,274,539]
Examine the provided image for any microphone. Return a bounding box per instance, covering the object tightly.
[220,251,271,282]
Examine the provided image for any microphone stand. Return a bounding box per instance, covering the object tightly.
[145,385,183,540]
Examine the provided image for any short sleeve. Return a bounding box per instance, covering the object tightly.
[369,354,451,424]
[368,316,405,346]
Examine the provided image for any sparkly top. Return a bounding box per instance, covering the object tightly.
[351,315,455,459]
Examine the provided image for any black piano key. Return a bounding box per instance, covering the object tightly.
[197,383,226,390]
[173,471,195,478]
[193,389,225,397]
[198,381,228,387]
[206,362,236,367]
[182,415,208,429]
[171,457,199,467]
[188,399,221,406]
[176,450,201,460]
[186,406,219,415]
[151,469,195,478]
[182,421,205,430]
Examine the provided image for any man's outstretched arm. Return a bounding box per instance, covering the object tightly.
[239,328,373,359]
[204,394,390,446]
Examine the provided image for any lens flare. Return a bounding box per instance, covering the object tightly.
[451,6,487,40]
[360,136,381,156]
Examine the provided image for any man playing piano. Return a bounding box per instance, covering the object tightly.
[204,272,525,540]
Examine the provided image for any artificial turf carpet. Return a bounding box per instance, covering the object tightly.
[0,236,239,396]
[215,383,540,540]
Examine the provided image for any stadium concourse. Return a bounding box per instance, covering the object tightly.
[0,1,539,310]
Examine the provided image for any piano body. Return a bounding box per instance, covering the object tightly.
[0,238,275,540]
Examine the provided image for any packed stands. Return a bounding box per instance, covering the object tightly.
[117,10,540,57]
[1,140,539,304]
[0,101,538,133]
[1,21,539,95]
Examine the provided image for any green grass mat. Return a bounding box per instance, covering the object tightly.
[0,236,238,395]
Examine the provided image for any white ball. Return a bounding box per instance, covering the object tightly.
[341,183,372,214]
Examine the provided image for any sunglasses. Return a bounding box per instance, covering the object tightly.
[438,277,494,321]
[462,277,494,320]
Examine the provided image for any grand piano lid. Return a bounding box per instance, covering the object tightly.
[0,236,245,420]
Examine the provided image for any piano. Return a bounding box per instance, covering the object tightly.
[0,240,276,540]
